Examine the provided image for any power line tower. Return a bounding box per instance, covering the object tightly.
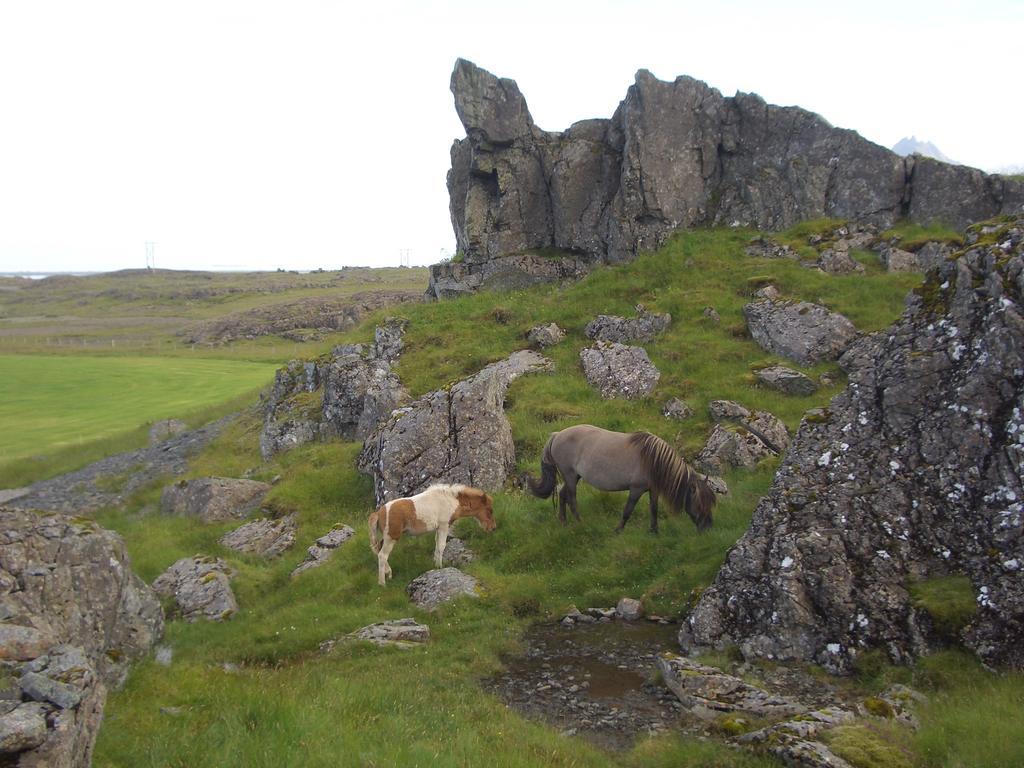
[145,241,156,269]
[399,248,411,268]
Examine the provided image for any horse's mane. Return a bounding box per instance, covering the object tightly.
[629,432,714,530]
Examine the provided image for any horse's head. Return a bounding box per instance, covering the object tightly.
[458,488,497,532]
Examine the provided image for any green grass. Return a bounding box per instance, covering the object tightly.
[909,575,977,640]
[0,355,276,481]
[61,226,1018,767]
[880,220,963,251]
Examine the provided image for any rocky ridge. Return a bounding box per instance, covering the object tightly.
[439,58,1024,295]
[681,215,1024,671]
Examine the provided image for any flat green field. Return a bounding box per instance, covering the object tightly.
[0,355,276,466]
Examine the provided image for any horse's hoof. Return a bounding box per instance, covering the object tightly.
[614,526,624,534]
[648,529,659,535]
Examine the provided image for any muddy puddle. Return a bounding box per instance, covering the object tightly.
[486,620,684,750]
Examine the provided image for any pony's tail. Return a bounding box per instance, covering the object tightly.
[526,436,558,499]
[368,507,383,554]
[632,432,715,532]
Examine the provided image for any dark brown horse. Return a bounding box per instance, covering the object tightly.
[526,424,715,534]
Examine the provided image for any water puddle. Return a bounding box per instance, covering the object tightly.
[486,619,684,750]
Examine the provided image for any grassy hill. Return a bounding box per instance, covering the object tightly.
[22,225,1023,766]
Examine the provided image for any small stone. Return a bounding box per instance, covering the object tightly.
[755,366,817,396]
[702,306,721,323]
[615,598,644,621]
[580,342,660,399]
[0,703,48,753]
[406,568,480,611]
[526,323,566,348]
[663,398,693,420]
[154,646,173,666]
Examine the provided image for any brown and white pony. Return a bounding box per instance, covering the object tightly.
[367,484,496,586]
[526,424,715,534]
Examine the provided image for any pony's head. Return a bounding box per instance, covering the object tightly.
[685,474,716,532]
[457,487,497,532]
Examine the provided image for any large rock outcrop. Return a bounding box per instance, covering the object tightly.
[440,58,1024,293]
[680,216,1024,671]
[260,319,410,458]
[0,508,163,766]
[359,350,551,504]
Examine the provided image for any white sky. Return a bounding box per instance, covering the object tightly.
[1,0,1021,273]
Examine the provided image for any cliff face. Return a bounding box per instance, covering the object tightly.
[679,216,1024,672]
[446,59,1024,267]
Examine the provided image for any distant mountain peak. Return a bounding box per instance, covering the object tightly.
[892,136,956,164]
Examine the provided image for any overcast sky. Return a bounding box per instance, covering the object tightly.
[1,0,1021,274]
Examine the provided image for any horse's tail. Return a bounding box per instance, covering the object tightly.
[368,506,383,554]
[631,432,715,531]
[526,435,559,499]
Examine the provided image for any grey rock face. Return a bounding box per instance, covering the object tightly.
[219,514,297,557]
[878,244,920,272]
[290,525,356,577]
[756,366,817,396]
[657,656,805,720]
[579,341,660,399]
[681,216,1024,671]
[744,300,858,366]
[526,322,566,348]
[441,59,1024,290]
[709,400,751,421]
[260,319,409,459]
[359,350,551,504]
[695,423,777,475]
[152,557,237,622]
[584,307,671,343]
[159,477,271,523]
[0,509,163,766]
[148,418,187,445]
[406,568,480,611]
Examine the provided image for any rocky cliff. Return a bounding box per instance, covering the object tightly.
[0,508,163,766]
[438,59,1024,297]
[680,216,1024,672]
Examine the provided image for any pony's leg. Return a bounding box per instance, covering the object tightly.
[615,487,645,533]
[649,490,659,535]
[377,537,396,586]
[434,523,449,568]
[557,484,569,525]
[564,471,581,522]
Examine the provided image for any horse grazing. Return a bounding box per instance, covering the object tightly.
[367,484,496,586]
[526,424,715,534]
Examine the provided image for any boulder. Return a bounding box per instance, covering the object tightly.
[663,398,693,420]
[439,59,1023,290]
[0,508,162,766]
[579,341,660,399]
[351,618,430,648]
[359,350,551,504]
[291,525,356,577]
[696,410,790,475]
[159,477,271,523]
[219,514,296,558]
[879,244,919,272]
[441,536,476,567]
[755,365,817,396]
[709,400,751,421]
[152,557,237,622]
[615,598,644,621]
[148,418,187,445]
[737,709,858,768]
[426,253,591,300]
[406,568,480,611]
[817,248,865,275]
[744,299,858,366]
[526,322,566,348]
[657,656,805,720]
[584,307,671,343]
[681,216,1024,670]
